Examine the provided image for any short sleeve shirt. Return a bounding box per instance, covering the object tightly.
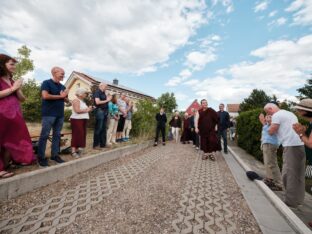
[93,89,108,111]
[261,124,279,146]
[108,102,119,116]
[271,110,303,147]
[41,79,66,117]
[117,99,127,115]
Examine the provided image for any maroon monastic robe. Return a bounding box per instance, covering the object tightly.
[198,108,221,153]
[181,117,191,142]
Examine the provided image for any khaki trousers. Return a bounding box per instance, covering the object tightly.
[123,119,132,138]
[107,118,118,144]
[171,127,180,143]
[262,143,282,186]
[282,145,306,207]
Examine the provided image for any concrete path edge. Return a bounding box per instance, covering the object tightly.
[227,145,312,234]
[0,140,153,200]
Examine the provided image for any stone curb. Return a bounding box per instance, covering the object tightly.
[228,145,312,234]
[0,140,153,200]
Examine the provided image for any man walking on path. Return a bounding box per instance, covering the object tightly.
[217,103,230,154]
[264,102,306,208]
[154,107,167,146]
[195,99,220,160]
[38,67,68,167]
[93,83,111,149]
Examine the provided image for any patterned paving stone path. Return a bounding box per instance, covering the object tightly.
[0,143,260,234]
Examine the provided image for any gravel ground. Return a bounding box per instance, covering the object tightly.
[1,142,262,234]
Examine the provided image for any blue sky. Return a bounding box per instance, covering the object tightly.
[1,0,312,110]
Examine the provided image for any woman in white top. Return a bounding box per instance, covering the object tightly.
[70,88,93,158]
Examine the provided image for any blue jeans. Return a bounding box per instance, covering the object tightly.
[93,108,108,147]
[38,116,64,160]
[218,129,228,152]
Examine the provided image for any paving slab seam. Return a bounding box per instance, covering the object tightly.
[171,153,237,234]
[0,141,153,200]
[0,146,167,234]
[227,145,312,234]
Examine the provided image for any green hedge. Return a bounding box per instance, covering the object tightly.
[237,108,264,162]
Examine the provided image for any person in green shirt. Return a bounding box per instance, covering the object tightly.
[106,94,119,146]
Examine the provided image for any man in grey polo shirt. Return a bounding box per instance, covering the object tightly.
[264,102,306,208]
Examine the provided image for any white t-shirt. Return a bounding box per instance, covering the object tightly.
[271,110,303,147]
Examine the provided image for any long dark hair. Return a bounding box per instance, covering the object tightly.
[0,54,17,78]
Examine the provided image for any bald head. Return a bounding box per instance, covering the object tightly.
[264,103,280,115]
[99,82,107,91]
[51,67,65,82]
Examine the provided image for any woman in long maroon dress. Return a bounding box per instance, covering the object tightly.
[0,54,35,178]
[195,99,221,161]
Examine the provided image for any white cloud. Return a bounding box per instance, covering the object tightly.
[286,0,312,26]
[165,34,220,87]
[269,10,278,17]
[254,1,269,13]
[0,0,208,76]
[175,92,189,101]
[185,35,312,103]
[211,0,234,13]
[185,50,217,71]
[268,17,288,27]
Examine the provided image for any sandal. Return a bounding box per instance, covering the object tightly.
[209,154,216,161]
[202,154,208,160]
[0,171,14,178]
[71,152,80,158]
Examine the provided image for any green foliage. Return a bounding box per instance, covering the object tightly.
[240,89,272,112]
[21,79,41,122]
[64,109,72,123]
[297,78,312,99]
[157,92,177,113]
[236,108,264,162]
[131,99,158,139]
[14,45,34,80]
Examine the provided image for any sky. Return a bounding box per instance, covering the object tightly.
[1,0,312,110]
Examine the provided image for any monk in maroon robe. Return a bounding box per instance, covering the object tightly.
[195,99,221,160]
[181,113,191,143]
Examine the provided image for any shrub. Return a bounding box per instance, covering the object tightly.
[236,108,264,162]
[131,99,158,140]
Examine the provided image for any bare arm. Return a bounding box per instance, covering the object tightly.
[16,89,26,102]
[72,99,91,114]
[42,90,67,100]
[268,123,279,135]
[0,87,16,99]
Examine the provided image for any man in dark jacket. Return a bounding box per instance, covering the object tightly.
[217,103,230,154]
[154,107,167,146]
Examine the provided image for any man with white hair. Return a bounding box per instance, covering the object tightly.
[38,67,68,167]
[263,102,306,208]
[93,82,111,149]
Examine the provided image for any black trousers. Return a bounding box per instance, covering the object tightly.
[191,130,199,147]
[155,125,166,143]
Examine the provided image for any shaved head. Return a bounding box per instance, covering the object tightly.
[51,66,65,82]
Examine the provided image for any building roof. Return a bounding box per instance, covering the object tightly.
[68,71,155,100]
[185,99,201,115]
[227,104,240,112]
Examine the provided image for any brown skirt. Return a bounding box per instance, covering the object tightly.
[71,119,87,148]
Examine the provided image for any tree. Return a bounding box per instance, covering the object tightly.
[14,45,34,80]
[240,89,272,112]
[21,79,42,122]
[297,77,312,99]
[156,92,177,113]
